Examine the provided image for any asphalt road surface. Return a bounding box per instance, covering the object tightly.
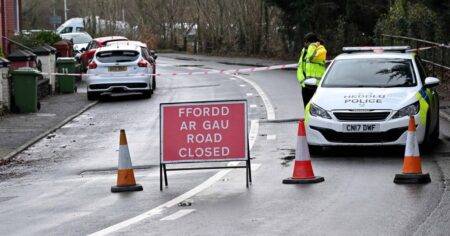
[0,54,449,235]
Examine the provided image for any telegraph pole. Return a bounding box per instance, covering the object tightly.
[64,0,68,21]
[53,0,57,29]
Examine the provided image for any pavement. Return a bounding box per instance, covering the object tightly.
[0,54,449,235]
[0,83,95,165]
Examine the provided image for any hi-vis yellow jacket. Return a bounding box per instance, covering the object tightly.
[297,42,327,87]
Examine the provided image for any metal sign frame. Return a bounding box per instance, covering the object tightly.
[159,99,251,190]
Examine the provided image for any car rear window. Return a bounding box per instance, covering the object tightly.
[322,58,416,88]
[96,50,139,63]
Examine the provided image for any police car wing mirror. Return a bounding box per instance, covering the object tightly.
[424,77,440,88]
[304,78,317,86]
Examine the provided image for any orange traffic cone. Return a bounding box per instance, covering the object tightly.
[111,129,143,192]
[283,119,324,184]
[394,116,431,184]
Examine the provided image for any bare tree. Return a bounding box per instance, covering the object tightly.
[22,0,286,56]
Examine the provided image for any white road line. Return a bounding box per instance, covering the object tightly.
[89,163,239,236]
[440,111,450,122]
[232,74,275,120]
[160,209,196,221]
[89,120,260,236]
[239,84,246,87]
[156,64,171,67]
[250,104,257,108]
[267,135,277,140]
[249,120,259,148]
[229,77,236,80]
[246,93,253,97]
[251,163,262,171]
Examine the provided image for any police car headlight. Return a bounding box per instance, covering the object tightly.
[392,101,420,119]
[310,103,332,119]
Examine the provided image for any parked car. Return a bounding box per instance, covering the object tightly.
[86,43,155,100]
[59,32,93,56]
[79,36,128,72]
[106,40,158,90]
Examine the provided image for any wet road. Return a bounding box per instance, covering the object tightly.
[0,55,449,235]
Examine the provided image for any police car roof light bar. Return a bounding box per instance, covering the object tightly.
[342,46,411,53]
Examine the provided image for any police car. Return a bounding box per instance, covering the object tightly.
[304,46,440,148]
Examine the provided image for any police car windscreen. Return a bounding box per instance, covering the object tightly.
[322,59,415,88]
[96,50,139,63]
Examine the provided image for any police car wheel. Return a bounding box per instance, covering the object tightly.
[308,145,323,155]
[429,115,439,143]
[423,111,439,149]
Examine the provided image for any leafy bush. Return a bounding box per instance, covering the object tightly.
[11,31,62,49]
[375,0,444,42]
[34,31,62,46]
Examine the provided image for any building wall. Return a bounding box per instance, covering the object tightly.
[0,8,2,51]
[1,0,21,55]
[5,0,18,36]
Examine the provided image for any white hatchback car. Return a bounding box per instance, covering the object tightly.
[305,46,440,148]
[86,43,155,100]
[106,40,158,90]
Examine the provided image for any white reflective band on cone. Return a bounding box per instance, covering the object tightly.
[118,145,133,169]
[405,131,420,157]
[296,136,311,161]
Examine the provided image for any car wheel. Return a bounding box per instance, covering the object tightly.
[428,113,440,144]
[152,76,156,91]
[431,99,441,143]
[143,89,152,99]
[422,111,439,149]
[87,92,99,101]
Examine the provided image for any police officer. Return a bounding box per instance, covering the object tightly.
[297,33,327,107]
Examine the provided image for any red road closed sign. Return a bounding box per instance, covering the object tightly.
[160,100,248,163]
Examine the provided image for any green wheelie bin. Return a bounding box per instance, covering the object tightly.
[10,68,41,113]
[56,57,78,93]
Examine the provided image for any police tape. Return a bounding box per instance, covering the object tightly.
[39,63,299,77]
[35,44,446,77]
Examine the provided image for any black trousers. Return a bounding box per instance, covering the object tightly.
[302,84,317,107]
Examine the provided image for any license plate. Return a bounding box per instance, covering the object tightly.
[108,66,127,72]
[342,123,380,133]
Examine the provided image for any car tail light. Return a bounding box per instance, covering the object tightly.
[138,59,148,67]
[88,61,97,69]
